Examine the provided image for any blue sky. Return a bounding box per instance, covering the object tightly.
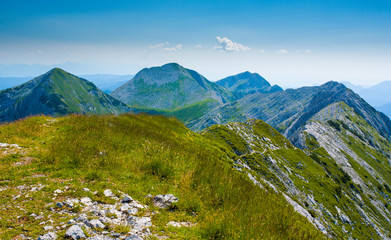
[0,0,390,86]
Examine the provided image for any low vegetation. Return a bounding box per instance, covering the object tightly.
[0,114,323,239]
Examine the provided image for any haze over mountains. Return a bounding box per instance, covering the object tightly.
[342,81,391,119]
[1,63,391,239]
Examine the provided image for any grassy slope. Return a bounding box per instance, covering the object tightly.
[47,68,126,114]
[202,119,391,239]
[0,114,323,239]
[133,99,219,125]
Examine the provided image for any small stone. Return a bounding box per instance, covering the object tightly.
[153,194,178,208]
[98,217,111,224]
[103,189,114,197]
[80,197,93,206]
[82,188,90,192]
[76,215,88,223]
[128,216,152,230]
[124,235,142,240]
[121,195,133,203]
[68,219,76,225]
[54,189,62,194]
[111,232,121,237]
[127,208,138,215]
[65,225,86,239]
[98,210,106,216]
[87,219,105,229]
[38,231,57,240]
[88,236,113,240]
[144,194,153,199]
[44,225,53,231]
[166,221,182,227]
[129,202,145,209]
[120,204,129,212]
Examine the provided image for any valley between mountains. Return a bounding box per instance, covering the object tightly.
[1,63,391,239]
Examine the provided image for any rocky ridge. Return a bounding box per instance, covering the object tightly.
[202,118,391,239]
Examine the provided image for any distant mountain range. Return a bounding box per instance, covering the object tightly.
[1,63,391,238]
[342,81,391,118]
[81,74,133,94]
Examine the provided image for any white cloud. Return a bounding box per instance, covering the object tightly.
[164,44,183,52]
[305,49,311,53]
[214,37,250,52]
[260,49,265,53]
[277,49,288,54]
[195,44,202,48]
[149,42,169,49]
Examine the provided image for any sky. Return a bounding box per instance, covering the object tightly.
[0,0,390,87]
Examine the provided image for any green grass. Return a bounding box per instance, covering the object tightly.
[0,114,324,239]
[201,118,391,239]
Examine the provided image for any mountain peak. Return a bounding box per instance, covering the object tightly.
[321,80,345,88]
[216,71,282,94]
[46,67,69,76]
[0,69,130,122]
[110,63,233,110]
[162,62,182,68]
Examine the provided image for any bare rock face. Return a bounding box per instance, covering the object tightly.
[191,81,391,143]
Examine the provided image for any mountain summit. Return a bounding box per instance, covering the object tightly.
[0,68,130,122]
[216,71,283,95]
[110,63,234,110]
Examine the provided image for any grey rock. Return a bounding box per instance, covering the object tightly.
[87,219,105,229]
[124,235,142,240]
[65,225,86,239]
[87,236,113,240]
[153,194,178,208]
[110,233,120,237]
[103,189,114,197]
[37,232,57,240]
[68,219,76,225]
[80,197,93,206]
[121,195,133,203]
[43,225,53,231]
[76,215,88,223]
[128,216,152,230]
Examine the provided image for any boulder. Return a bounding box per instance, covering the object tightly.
[128,216,152,230]
[87,219,106,229]
[121,195,133,203]
[65,225,86,239]
[124,235,142,240]
[38,232,57,240]
[153,194,178,208]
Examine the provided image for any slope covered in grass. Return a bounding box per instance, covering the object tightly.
[202,113,391,239]
[0,114,323,239]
